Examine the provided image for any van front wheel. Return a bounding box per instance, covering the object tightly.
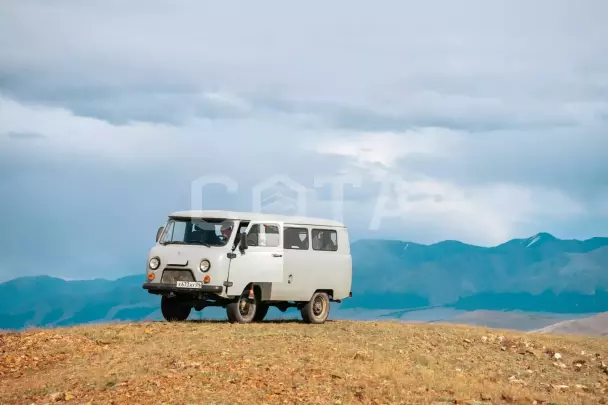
[301,292,330,324]
[161,296,191,322]
[226,291,257,323]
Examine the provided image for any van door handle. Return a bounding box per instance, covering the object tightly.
[272,253,282,258]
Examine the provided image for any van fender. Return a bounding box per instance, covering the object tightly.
[307,289,334,302]
[233,283,270,301]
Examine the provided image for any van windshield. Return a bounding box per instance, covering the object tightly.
[159,218,234,247]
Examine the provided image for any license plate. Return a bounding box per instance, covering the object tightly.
[176,281,202,289]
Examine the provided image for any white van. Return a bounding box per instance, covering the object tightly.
[142,210,352,324]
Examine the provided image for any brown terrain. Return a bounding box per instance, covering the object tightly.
[1,320,607,405]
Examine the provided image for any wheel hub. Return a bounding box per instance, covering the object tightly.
[313,296,324,316]
[239,296,254,317]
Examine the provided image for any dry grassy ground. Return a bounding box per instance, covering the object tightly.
[1,320,607,405]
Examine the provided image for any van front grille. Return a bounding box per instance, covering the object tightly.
[161,269,195,284]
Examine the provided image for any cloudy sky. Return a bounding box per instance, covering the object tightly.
[1,0,607,281]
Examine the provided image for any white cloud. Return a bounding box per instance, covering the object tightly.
[308,130,591,244]
[312,128,458,167]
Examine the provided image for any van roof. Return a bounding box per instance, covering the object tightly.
[168,210,345,228]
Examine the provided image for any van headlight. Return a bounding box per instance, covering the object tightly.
[199,259,210,272]
[149,257,160,270]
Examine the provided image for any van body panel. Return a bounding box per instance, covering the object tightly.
[225,221,285,297]
[268,223,351,301]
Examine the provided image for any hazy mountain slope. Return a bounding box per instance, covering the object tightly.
[439,310,582,331]
[449,289,608,313]
[346,233,608,308]
[0,275,156,330]
[534,312,608,336]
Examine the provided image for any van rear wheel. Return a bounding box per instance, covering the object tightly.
[301,292,330,324]
[161,296,191,322]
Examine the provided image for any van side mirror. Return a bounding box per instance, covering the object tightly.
[156,226,164,242]
[239,232,248,251]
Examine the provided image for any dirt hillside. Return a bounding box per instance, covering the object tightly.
[1,320,607,405]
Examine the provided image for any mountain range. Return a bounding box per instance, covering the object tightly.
[345,232,608,312]
[2,232,607,331]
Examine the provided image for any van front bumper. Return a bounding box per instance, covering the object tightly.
[142,283,224,295]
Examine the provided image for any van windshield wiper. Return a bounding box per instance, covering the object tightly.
[186,241,212,247]
[160,241,185,246]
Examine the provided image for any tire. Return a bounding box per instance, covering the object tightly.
[226,290,258,324]
[161,296,191,322]
[253,303,269,322]
[301,292,330,324]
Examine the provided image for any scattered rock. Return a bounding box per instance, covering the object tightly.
[551,384,569,391]
[575,384,589,391]
[520,348,540,357]
[553,361,567,369]
[553,352,562,360]
[49,392,65,402]
[480,393,492,401]
[353,351,370,361]
[463,339,472,344]
[481,336,488,343]
[508,376,526,385]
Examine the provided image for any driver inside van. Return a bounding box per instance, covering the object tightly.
[219,223,233,243]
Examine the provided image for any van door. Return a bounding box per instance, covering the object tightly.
[226,221,284,296]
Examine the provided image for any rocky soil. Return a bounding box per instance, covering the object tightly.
[1,320,607,404]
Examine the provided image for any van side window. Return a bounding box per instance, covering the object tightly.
[284,227,309,249]
[246,223,280,247]
[311,229,338,251]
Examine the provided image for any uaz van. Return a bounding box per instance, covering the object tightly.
[142,210,352,324]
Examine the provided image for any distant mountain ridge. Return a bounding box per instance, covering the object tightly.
[1,232,607,331]
[345,232,608,310]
